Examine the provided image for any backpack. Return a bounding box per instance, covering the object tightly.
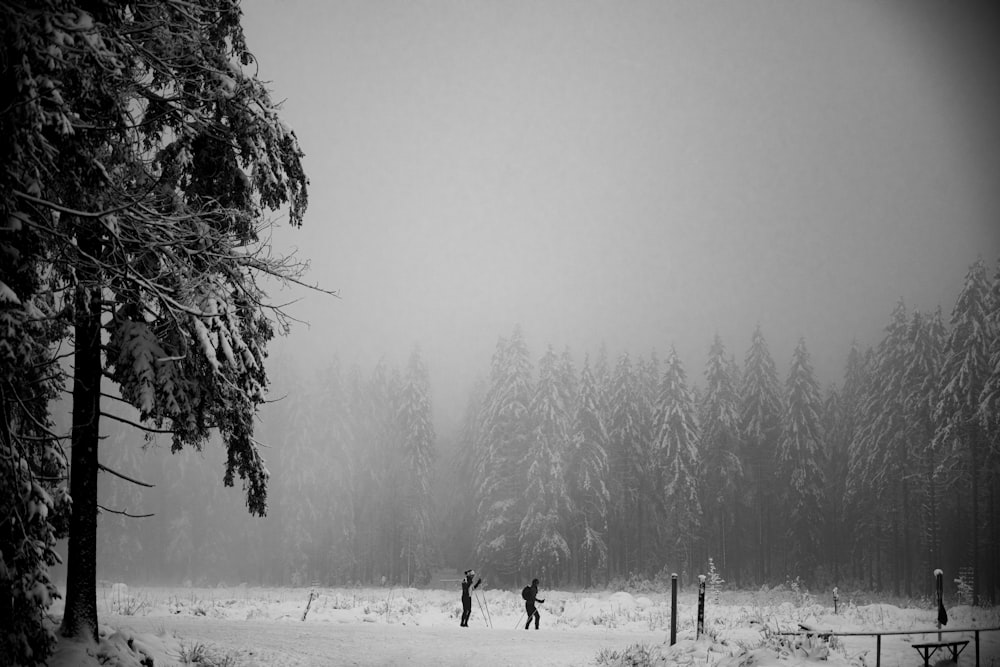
[521,586,531,601]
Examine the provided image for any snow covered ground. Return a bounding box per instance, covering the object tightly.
[48,583,1000,666]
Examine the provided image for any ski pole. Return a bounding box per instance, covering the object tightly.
[481,590,493,628]
[474,589,487,626]
[475,589,492,628]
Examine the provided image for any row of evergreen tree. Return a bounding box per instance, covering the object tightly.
[440,258,1000,602]
[92,348,437,587]
[91,258,1000,604]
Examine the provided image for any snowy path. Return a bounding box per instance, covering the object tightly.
[114,616,663,666]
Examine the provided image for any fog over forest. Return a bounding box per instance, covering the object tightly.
[11,2,1000,666]
[34,0,999,602]
[49,1,1000,608]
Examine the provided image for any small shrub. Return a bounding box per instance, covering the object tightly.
[178,641,239,666]
[706,557,725,605]
[954,572,973,606]
[105,588,151,616]
[595,643,656,667]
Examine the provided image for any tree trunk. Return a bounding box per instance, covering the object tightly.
[990,482,1000,606]
[59,283,103,641]
[926,447,939,597]
[970,427,980,606]
[892,500,901,597]
[756,461,765,584]
[990,482,997,605]
[903,474,912,597]
[875,521,882,591]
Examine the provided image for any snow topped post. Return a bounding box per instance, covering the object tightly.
[935,568,947,641]
[670,573,678,645]
[697,574,706,638]
[833,586,839,614]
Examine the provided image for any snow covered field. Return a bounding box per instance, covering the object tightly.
[49,583,1000,666]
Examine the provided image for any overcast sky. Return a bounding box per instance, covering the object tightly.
[240,1,1000,429]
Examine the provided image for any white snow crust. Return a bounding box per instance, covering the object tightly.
[47,584,1000,666]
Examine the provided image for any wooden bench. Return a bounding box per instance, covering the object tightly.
[912,639,969,666]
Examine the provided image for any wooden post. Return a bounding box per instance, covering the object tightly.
[670,573,678,646]
[935,568,944,642]
[697,575,706,638]
[833,586,839,614]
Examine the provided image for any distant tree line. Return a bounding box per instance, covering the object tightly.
[440,258,1000,603]
[91,258,999,606]
[93,347,437,587]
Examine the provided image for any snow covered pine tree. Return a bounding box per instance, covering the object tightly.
[1,0,314,658]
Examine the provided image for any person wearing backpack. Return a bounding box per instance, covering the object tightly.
[521,578,544,629]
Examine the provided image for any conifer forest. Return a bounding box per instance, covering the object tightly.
[92,258,1000,606]
[3,2,999,665]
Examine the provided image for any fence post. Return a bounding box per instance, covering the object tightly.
[833,586,839,615]
[697,575,706,639]
[670,573,678,646]
[935,568,944,642]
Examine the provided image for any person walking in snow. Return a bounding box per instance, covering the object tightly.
[521,578,545,630]
[460,569,481,627]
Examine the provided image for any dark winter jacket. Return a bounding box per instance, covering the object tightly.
[524,584,544,607]
[462,576,480,600]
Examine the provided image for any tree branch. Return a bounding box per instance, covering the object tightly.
[98,504,154,519]
[13,188,143,219]
[98,462,155,488]
[100,410,178,435]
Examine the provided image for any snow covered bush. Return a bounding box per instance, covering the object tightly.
[706,558,725,605]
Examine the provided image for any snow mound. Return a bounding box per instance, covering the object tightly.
[658,637,733,665]
[561,596,605,626]
[560,591,651,628]
[49,625,177,667]
[608,591,637,609]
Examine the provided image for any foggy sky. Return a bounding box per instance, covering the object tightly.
[241,1,1000,429]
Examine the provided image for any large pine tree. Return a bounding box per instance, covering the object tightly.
[521,346,573,581]
[2,1,311,646]
[777,338,826,577]
[902,310,946,595]
[739,325,783,583]
[314,358,357,584]
[398,347,437,584]
[474,327,533,582]
[567,356,611,587]
[699,335,743,579]
[605,353,642,579]
[825,342,865,583]
[635,353,664,574]
[849,301,915,594]
[977,260,1000,604]
[653,348,702,580]
[935,259,993,605]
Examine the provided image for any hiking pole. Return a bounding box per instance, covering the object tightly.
[514,610,526,629]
